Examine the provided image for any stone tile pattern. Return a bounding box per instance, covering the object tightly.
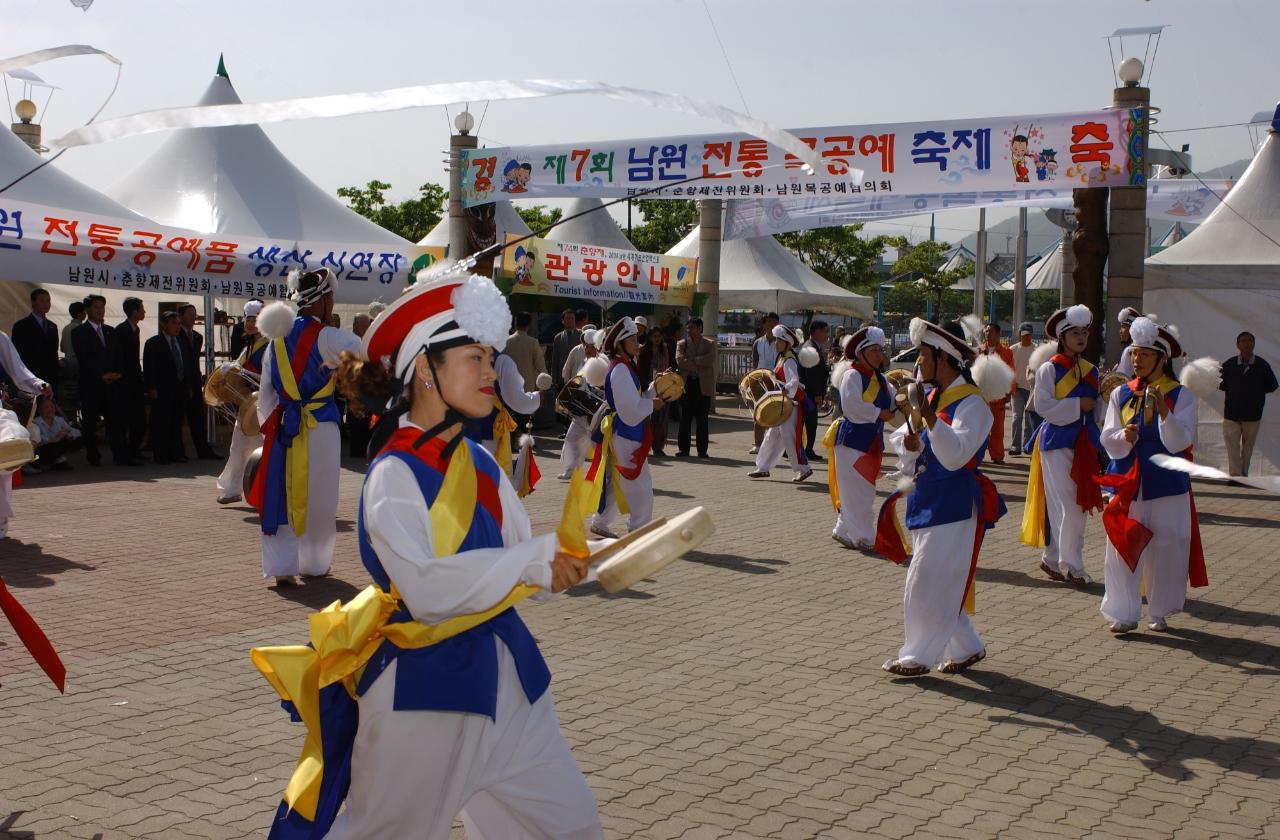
[1,399,1277,838]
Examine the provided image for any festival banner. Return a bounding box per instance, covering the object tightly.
[723,179,1232,239]
[461,108,1145,207]
[0,198,443,304]
[500,233,696,307]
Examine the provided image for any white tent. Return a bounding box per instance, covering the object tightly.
[669,228,872,317]
[1145,122,1280,476]
[939,244,977,274]
[109,64,408,247]
[417,201,532,253]
[545,197,636,249]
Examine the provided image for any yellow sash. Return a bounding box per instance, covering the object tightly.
[1053,356,1095,400]
[271,338,336,537]
[491,396,518,476]
[1120,375,1178,427]
[1021,359,1096,547]
[250,439,539,820]
[823,418,842,511]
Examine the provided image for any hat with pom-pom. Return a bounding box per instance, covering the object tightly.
[771,324,801,347]
[1129,316,1183,359]
[909,317,975,363]
[845,325,887,359]
[287,268,335,308]
[1117,306,1141,327]
[1045,304,1093,340]
[603,317,639,356]
[362,260,511,382]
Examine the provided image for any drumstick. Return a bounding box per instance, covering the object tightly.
[895,393,915,434]
[586,517,669,566]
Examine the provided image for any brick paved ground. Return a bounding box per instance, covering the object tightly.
[1,398,1277,838]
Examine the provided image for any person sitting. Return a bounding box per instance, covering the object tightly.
[29,396,81,472]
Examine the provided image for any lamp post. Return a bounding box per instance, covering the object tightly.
[10,98,45,153]
[448,110,478,261]
[1104,56,1150,367]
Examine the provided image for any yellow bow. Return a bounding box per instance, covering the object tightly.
[492,397,518,476]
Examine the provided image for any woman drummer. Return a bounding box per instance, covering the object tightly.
[267,267,602,838]
[748,324,812,483]
[830,326,897,549]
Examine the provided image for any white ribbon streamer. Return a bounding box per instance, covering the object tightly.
[0,44,120,75]
[48,78,829,177]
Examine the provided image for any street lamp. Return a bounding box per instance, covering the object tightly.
[1117,57,1144,86]
[454,110,475,136]
[10,97,45,152]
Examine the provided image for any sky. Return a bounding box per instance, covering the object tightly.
[4,0,1278,248]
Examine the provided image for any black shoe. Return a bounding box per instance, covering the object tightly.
[116,457,145,467]
[198,450,221,461]
[172,455,189,464]
[675,451,689,458]
[805,451,823,462]
[697,452,710,459]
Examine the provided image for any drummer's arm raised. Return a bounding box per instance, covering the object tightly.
[363,457,558,623]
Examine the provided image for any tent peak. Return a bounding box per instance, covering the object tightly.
[216,53,229,79]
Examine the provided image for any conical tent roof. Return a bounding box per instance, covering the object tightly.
[108,62,407,245]
[669,228,872,317]
[545,198,635,249]
[1024,238,1063,290]
[418,201,532,249]
[1,123,144,218]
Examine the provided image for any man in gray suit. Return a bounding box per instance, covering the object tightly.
[675,317,718,458]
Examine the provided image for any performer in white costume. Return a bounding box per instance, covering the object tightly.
[255,263,600,839]
[251,269,361,586]
[877,318,1007,678]
[560,323,598,384]
[1098,316,1207,634]
[748,324,813,482]
[557,328,603,480]
[589,317,661,539]
[1114,306,1139,378]
[1021,305,1104,585]
[1,331,50,540]
[829,327,896,549]
[215,299,268,504]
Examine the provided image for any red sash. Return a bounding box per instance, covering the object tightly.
[0,576,65,692]
[853,436,883,484]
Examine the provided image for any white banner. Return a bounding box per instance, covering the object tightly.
[723,179,1231,239]
[0,198,442,304]
[461,108,1145,207]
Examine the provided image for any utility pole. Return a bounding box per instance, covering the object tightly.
[448,111,478,261]
[1013,207,1028,328]
[698,199,722,336]
[1104,57,1150,366]
[973,208,987,320]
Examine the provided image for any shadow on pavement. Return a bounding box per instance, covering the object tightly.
[269,575,363,608]
[975,566,1100,594]
[1184,597,1280,630]
[1125,626,1280,676]
[0,542,96,588]
[682,551,788,575]
[565,580,655,600]
[1196,510,1280,529]
[653,487,694,499]
[917,670,1280,780]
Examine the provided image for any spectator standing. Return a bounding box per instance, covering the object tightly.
[143,311,189,464]
[506,312,548,391]
[1220,331,1278,476]
[635,315,649,345]
[638,328,670,456]
[72,295,132,466]
[178,303,219,460]
[1009,323,1039,456]
[978,323,1016,463]
[11,288,59,392]
[29,396,81,472]
[750,312,780,453]
[58,300,86,417]
[351,313,371,338]
[115,297,148,460]
[799,321,831,461]
[676,317,717,458]
[550,308,581,393]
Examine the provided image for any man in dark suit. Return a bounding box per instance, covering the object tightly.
[799,321,831,462]
[144,311,188,464]
[72,294,135,466]
[178,303,219,459]
[10,287,59,391]
[114,297,148,459]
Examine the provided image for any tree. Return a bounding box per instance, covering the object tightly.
[336,180,446,242]
[629,199,698,254]
[889,238,969,318]
[515,205,562,234]
[777,225,890,293]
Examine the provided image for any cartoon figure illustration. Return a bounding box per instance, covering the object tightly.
[502,160,533,193]
[1035,148,1058,181]
[513,245,537,285]
[1011,132,1031,183]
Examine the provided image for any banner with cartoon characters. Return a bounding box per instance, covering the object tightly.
[461,108,1144,207]
[0,197,443,304]
[500,233,696,307]
[722,178,1232,240]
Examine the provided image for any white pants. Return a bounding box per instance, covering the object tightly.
[559,417,592,474]
[832,445,877,545]
[898,512,985,669]
[590,434,653,533]
[326,646,602,840]
[755,414,806,475]
[1223,419,1260,476]
[1100,492,1192,625]
[0,471,12,534]
[215,419,262,499]
[260,421,340,578]
[1039,447,1089,577]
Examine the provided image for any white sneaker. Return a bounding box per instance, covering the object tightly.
[1148,618,1169,632]
[748,446,759,454]
[556,471,572,480]
[590,523,619,539]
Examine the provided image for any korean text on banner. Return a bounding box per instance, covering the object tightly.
[501,233,696,307]
[461,108,1144,207]
[0,198,444,304]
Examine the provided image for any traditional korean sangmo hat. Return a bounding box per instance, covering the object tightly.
[845,325,887,359]
[909,317,975,363]
[287,268,336,307]
[1128,315,1183,360]
[243,299,264,319]
[1117,306,1141,327]
[771,324,801,347]
[1045,304,1093,340]
[361,261,512,383]
[603,317,639,356]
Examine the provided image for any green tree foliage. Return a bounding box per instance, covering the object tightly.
[777,225,890,294]
[336,180,446,242]
[889,238,970,318]
[515,205,563,234]
[628,199,698,254]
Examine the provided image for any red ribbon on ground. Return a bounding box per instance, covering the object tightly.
[0,576,65,693]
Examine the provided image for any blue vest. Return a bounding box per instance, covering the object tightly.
[269,317,340,427]
[905,390,993,529]
[354,438,550,717]
[604,357,647,443]
[1036,357,1102,452]
[241,336,269,375]
[1105,382,1191,500]
[836,366,893,452]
